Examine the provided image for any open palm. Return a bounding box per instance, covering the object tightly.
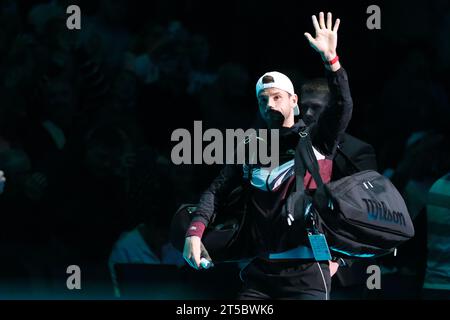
[305,12,340,60]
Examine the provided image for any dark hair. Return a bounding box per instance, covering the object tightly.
[300,78,329,97]
[262,75,275,84]
[299,78,331,123]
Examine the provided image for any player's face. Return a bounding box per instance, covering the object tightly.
[258,88,297,128]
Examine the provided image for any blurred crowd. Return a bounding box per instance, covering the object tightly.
[0,0,449,299]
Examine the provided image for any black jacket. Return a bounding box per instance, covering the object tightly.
[191,67,353,235]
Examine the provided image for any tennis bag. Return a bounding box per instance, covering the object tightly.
[294,129,415,258]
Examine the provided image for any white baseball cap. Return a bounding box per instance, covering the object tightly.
[256,71,300,116]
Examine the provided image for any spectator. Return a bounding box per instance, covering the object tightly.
[422,172,450,300]
[108,223,185,298]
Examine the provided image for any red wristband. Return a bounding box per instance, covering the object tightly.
[325,55,339,66]
[186,221,206,238]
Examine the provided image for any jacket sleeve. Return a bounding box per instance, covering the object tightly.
[311,67,353,156]
[191,164,243,227]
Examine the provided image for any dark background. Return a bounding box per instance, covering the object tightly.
[0,0,449,299]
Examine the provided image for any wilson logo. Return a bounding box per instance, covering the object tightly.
[362,199,406,226]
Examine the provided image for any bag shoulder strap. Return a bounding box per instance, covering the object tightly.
[297,127,325,188]
[294,135,306,192]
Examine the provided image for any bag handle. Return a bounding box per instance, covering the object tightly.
[296,127,325,188]
[293,119,309,192]
[294,134,306,192]
[290,124,323,225]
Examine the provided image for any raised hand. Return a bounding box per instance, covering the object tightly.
[304,12,340,62]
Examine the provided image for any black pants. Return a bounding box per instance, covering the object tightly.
[237,258,331,300]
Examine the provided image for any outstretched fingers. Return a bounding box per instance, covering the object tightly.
[319,12,326,29]
[312,14,320,33]
[327,12,332,30]
[313,12,340,33]
[333,18,341,33]
[304,32,315,45]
